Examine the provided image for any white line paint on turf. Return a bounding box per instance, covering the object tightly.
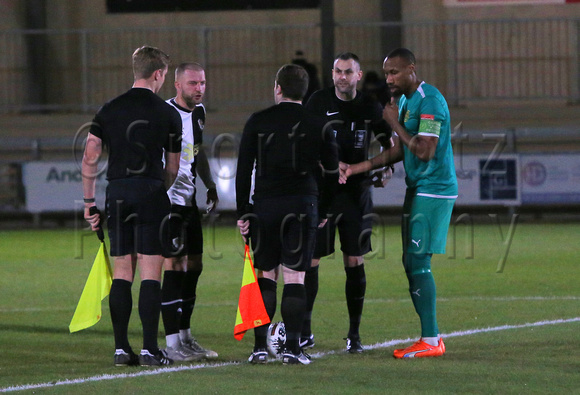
[1,317,579,393]
[0,362,240,393]
[365,295,580,305]
[441,296,580,302]
[0,307,72,313]
[363,316,580,352]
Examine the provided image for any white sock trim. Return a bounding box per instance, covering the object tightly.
[422,336,440,347]
[179,328,192,342]
[166,333,181,348]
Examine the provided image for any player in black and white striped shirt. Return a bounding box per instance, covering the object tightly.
[161,63,219,362]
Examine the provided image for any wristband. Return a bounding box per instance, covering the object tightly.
[83,197,95,203]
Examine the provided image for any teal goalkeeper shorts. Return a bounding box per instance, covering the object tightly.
[402,190,456,255]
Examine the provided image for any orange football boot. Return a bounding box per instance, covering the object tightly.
[393,338,445,359]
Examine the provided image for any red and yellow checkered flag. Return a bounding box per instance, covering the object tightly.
[234,243,270,340]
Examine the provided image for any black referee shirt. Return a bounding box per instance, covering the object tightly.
[236,102,338,218]
[90,88,182,182]
[305,87,391,188]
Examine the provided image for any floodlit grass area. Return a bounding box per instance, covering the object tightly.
[0,221,579,394]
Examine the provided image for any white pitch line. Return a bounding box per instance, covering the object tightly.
[365,295,580,304]
[0,307,73,313]
[364,316,580,351]
[1,317,579,393]
[0,362,239,393]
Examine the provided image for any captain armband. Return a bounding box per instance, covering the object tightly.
[418,114,441,137]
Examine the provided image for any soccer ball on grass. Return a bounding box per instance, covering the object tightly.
[266,321,286,358]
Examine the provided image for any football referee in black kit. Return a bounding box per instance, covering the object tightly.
[82,46,182,367]
[236,64,339,365]
[302,52,393,353]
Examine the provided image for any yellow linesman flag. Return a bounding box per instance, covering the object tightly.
[69,241,113,333]
[234,243,270,340]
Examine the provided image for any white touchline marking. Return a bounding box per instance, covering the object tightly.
[0,307,73,313]
[0,362,240,393]
[1,317,579,393]
[364,295,580,304]
[363,317,580,351]
[440,296,580,302]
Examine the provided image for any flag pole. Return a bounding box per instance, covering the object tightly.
[69,206,113,333]
[234,236,270,340]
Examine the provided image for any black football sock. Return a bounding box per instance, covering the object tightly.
[180,269,201,330]
[161,270,185,337]
[345,264,366,338]
[281,283,307,355]
[109,279,133,352]
[302,266,319,338]
[254,277,277,351]
[139,279,162,353]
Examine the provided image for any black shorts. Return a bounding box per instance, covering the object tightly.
[165,204,203,258]
[314,187,373,259]
[248,195,318,272]
[106,177,171,257]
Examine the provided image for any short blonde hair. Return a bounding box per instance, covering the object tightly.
[132,46,170,80]
[175,62,205,81]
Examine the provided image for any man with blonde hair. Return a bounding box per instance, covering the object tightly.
[161,62,219,362]
[83,46,182,367]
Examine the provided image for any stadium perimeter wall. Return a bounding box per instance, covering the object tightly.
[2,0,580,225]
[2,1,580,111]
[4,0,580,28]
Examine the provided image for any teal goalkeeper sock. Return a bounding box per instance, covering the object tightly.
[407,254,439,338]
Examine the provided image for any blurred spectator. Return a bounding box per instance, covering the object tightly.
[361,70,391,107]
[292,50,321,103]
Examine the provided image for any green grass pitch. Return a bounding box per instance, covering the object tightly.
[0,219,578,393]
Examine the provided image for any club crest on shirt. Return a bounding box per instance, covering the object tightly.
[354,129,366,149]
[404,110,411,123]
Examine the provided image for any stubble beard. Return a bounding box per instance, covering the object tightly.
[182,93,201,109]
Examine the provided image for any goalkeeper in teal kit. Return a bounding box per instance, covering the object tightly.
[340,48,457,358]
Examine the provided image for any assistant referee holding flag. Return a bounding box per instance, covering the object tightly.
[82,46,182,367]
[236,64,338,365]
